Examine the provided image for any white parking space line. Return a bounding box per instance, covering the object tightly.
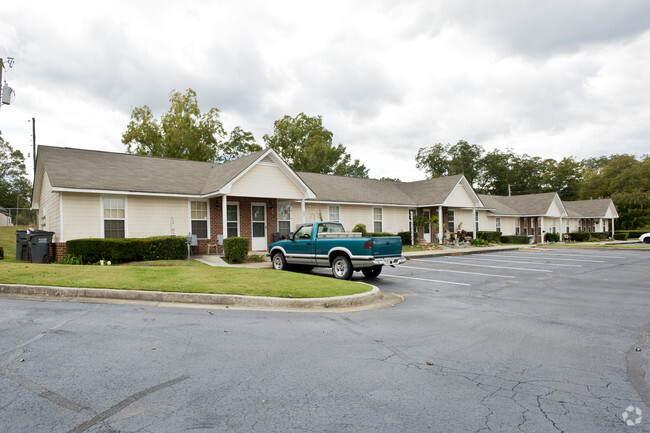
[404,262,515,278]
[382,274,471,286]
[510,252,627,259]
[452,257,581,267]
[489,254,604,263]
[431,259,554,273]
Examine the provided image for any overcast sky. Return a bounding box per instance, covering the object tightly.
[1,1,649,181]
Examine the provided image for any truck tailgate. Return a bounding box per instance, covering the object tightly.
[371,237,402,257]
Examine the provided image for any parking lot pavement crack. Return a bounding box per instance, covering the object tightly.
[626,331,650,408]
[536,391,563,432]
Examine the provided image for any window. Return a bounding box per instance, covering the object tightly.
[566,226,569,234]
[373,208,383,233]
[103,197,125,238]
[515,219,520,236]
[523,219,528,236]
[475,210,479,232]
[191,201,208,239]
[447,209,455,232]
[328,205,340,222]
[552,226,556,233]
[295,224,313,239]
[278,202,291,236]
[496,217,501,232]
[227,203,239,238]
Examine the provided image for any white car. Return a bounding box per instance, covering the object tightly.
[640,233,650,244]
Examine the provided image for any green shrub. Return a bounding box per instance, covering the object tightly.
[613,232,629,240]
[568,232,590,242]
[352,224,368,237]
[471,238,489,246]
[589,232,609,240]
[398,231,412,246]
[223,237,249,264]
[66,236,186,264]
[247,254,266,262]
[544,233,560,242]
[61,254,84,265]
[477,231,502,242]
[500,235,530,244]
[625,230,647,238]
[369,232,395,237]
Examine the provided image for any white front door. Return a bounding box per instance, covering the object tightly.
[423,209,431,243]
[251,204,267,251]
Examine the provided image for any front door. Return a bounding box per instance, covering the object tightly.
[251,204,267,251]
[423,209,431,243]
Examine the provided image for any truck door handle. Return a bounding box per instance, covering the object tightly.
[307,242,311,245]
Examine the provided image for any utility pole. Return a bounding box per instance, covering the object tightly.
[32,117,36,171]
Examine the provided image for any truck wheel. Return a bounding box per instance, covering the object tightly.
[331,255,353,280]
[271,252,288,271]
[361,265,382,279]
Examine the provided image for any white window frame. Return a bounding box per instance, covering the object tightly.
[373,207,383,233]
[101,195,127,239]
[226,202,240,238]
[475,210,480,232]
[495,217,501,232]
[448,209,455,232]
[328,205,340,222]
[190,200,210,240]
[277,201,292,236]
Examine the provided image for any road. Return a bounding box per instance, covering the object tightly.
[1,249,649,432]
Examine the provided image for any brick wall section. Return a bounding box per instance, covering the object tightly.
[50,242,67,262]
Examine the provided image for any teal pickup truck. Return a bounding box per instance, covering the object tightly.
[268,221,405,280]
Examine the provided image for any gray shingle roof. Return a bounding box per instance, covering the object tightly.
[563,199,615,218]
[395,174,466,205]
[37,146,267,196]
[478,192,559,216]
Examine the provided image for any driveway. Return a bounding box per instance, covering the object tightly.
[1,249,648,432]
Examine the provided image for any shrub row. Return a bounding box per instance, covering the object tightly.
[616,230,648,238]
[613,232,629,240]
[568,232,591,242]
[544,233,560,242]
[397,231,412,246]
[66,236,187,264]
[369,232,396,237]
[477,231,502,242]
[500,235,530,244]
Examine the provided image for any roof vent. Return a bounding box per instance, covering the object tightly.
[259,155,276,166]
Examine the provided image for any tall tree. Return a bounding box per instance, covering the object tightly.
[263,113,368,177]
[476,148,516,195]
[0,136,31,210]
[122,89,260,162]
[542,156,583,200]
[415,143,450,179]
[416,140,484,185]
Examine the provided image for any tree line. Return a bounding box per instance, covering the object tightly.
[1,88,647,230]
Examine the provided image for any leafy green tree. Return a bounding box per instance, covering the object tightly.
[122,89,260,162]
[263,113,368,177]
[0,136,31,210]
[612,191,650,229]
[415,143,450,179]
[379,176,401,182]
[542,156,583,200]
[476,148,516,195]
[447,140,484,186]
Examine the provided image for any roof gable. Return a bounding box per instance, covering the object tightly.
[564,199,618,218]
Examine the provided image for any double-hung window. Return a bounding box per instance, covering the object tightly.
[278,202,292,236]
[227,204,239,238]
[103,197,125,239]
[496,217,501,232]
[191,201,208,239]
[328,205,340,222]
[373,208,383,233]
[447,209,455,232]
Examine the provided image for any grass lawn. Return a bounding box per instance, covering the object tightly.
[0,226,368,298]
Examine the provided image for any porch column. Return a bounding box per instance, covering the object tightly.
[222,195,228,238]
[301,199,306,223]
[559,217,563,242]
[541,216,544,242]
[472,207,477,240]
[438,206,443,244]
[611,218,615,239]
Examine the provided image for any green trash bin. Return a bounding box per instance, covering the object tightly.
[16,230,29,261]
[27,230,55,263]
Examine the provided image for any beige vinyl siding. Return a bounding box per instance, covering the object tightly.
[39,171,61,241]
[546,199,564,217]
[229,164,304,199]
[444,184,476,208]
[128,196,190,238]
[498,216,517,235]
[62,193,101,241]
[454,209,474,233]
[290,203,409,234]
[381,207,409,234]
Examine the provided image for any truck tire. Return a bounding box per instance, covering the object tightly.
[271,252,288,271]
[331,255,353,280]
[361,265,382,278]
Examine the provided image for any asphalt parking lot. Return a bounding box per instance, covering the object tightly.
[1,249,649,432]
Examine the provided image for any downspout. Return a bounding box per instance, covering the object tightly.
[472,207,477,240]
[438,206,443,244]
[301,199,306,223]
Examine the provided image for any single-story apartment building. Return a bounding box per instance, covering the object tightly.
[31,146,618,258]
[0,206,11,226]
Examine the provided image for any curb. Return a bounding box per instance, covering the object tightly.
[0,282,394,312]
[403,245,522,259]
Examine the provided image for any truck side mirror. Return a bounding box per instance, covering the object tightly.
[288,233,294,241]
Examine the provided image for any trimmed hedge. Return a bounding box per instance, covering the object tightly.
[545,233,560,242]
[500,235,530,244]
[398,231,412,246]
[223,237,249,264]
[66,236,187,264]
[617,230,647,238]
[370,232,396,237]
[477,231,502,243]
[568,232,591,242]
[613,232,629,240]
[352,224,368,237]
